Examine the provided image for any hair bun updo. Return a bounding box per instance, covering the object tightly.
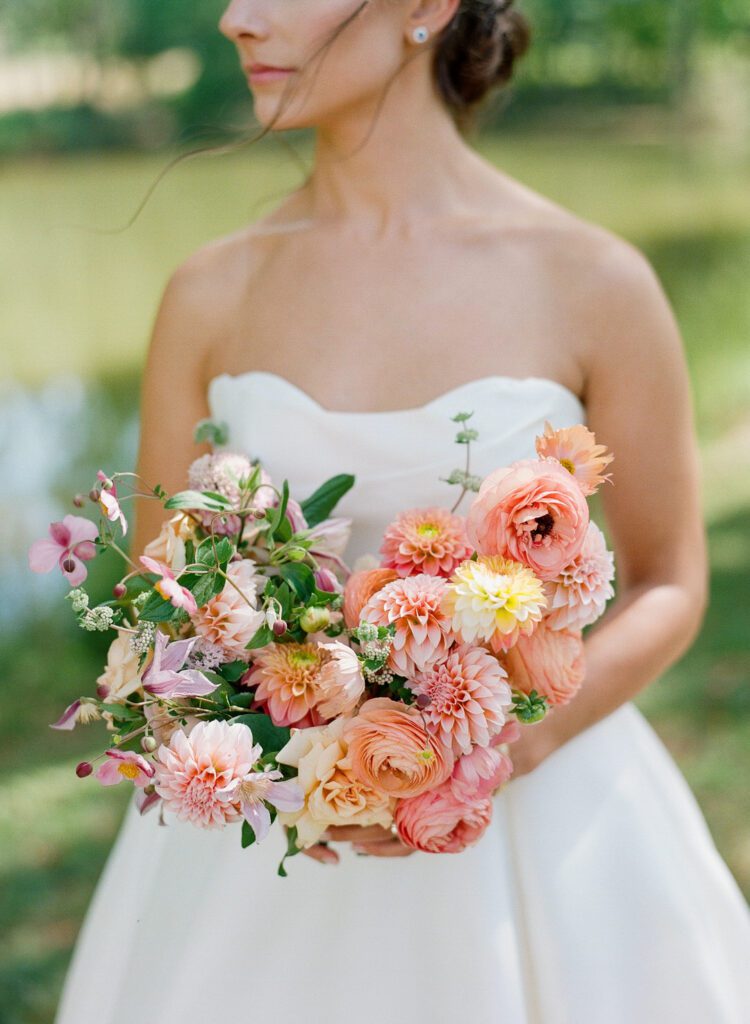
[433,0,531,129]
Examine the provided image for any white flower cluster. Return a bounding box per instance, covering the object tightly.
[65,588,90,613]
[445,469,483,492]
[79,605,115,631]
[185,636,226,671]
[129,620,156,655]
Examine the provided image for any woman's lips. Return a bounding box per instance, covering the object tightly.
[245,65,295,85]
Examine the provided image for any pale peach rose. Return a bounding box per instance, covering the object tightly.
[192,558,265,660]
[344,697,454,798]
[343,567,399,629]
[276,718,395,848]
[96,633,143,702]
[360,574,456,677]
[394,779,493,853]
[379,506,473,578]
[535,420,614,497]
[142,511,196,571]
[408,644,513,757]
[542,521,615,630]
[466,458,589,581]
[499,620,585,707]
[449,743,514,801]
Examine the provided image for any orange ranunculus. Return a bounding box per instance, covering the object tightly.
[466,458,589,582]
[343,568,399,629]
[344,697,454,798]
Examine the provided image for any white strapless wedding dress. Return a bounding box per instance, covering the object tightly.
[55,371,750,1024]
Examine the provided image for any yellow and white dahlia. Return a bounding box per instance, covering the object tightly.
[442,555,547,654]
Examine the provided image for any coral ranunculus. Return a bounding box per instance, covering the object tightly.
[379,506,474,578]
[359,574,455,677]
[466,458,590,581]
[343,567,399,630]
[344,697,454,798]
[449,743,514,801]
[408,645,512,757]
[535,420,614,497]
[394,779,493,853]
[542,521,615,631]
[499,620,586,707]
[442,555,547,654]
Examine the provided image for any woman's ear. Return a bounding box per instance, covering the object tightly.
[404,0,461,43]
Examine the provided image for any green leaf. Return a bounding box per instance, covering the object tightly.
[241,820,256,848]
[299,474,355,527]
[193,418,229,446]
[245,622,274,651]
[196,536,234,566]
[137,590,180,623]
[164,489,233,511]
[220,660,250,683]
[279,563,315,602]
[277,825,301,877]
[234,713,291,754]
[225,690,254,708]
[99,702,143,722]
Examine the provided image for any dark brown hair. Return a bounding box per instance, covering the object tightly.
[434,0,531,131]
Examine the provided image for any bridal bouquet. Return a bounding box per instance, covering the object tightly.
[30,410,615,874]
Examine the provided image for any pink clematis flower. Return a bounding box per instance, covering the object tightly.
[220,767,305,843]
[28,514,99,586]
[141,628,219,698]
[139,554,198,615]
[96,470,128,535]
[50,697,101,730]
[95,748,155,787]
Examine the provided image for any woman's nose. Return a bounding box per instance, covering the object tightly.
[218,0,268,42]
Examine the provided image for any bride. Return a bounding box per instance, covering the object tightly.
[55,0,750,1020]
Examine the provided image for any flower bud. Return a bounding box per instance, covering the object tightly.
[300,606,330,633]
[112,582,127,599]
[76,761,93,778]
[272,619,287,637]
[286,547,307,562]
[415,693,432,709]
[141,735,158,752]
[62,558,76,573]
[73,493,85,507]
[96,684,110,699]
[88,488,100,502]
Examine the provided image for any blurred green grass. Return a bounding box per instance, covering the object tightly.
[1,125,749,1022]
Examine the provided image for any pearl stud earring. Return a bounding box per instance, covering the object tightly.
[412,25,429,43]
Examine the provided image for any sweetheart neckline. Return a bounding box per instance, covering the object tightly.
[207,369,585,417]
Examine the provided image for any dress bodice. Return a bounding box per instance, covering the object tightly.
[207,370,586,566]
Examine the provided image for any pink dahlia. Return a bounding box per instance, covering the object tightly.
[379,506,473,578]
[466,458,589,582]
[359,574,456,677]
[499,620,586,707]
[535,420,614,497]
[394,779,493,853]
[543,521,615,631]
[449,743,514,801]
[408,645,512,757]
[192,558,265,660]
[153,720,262,829]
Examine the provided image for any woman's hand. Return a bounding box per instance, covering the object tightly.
[504,714,564,779]
[301,823,415,862]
